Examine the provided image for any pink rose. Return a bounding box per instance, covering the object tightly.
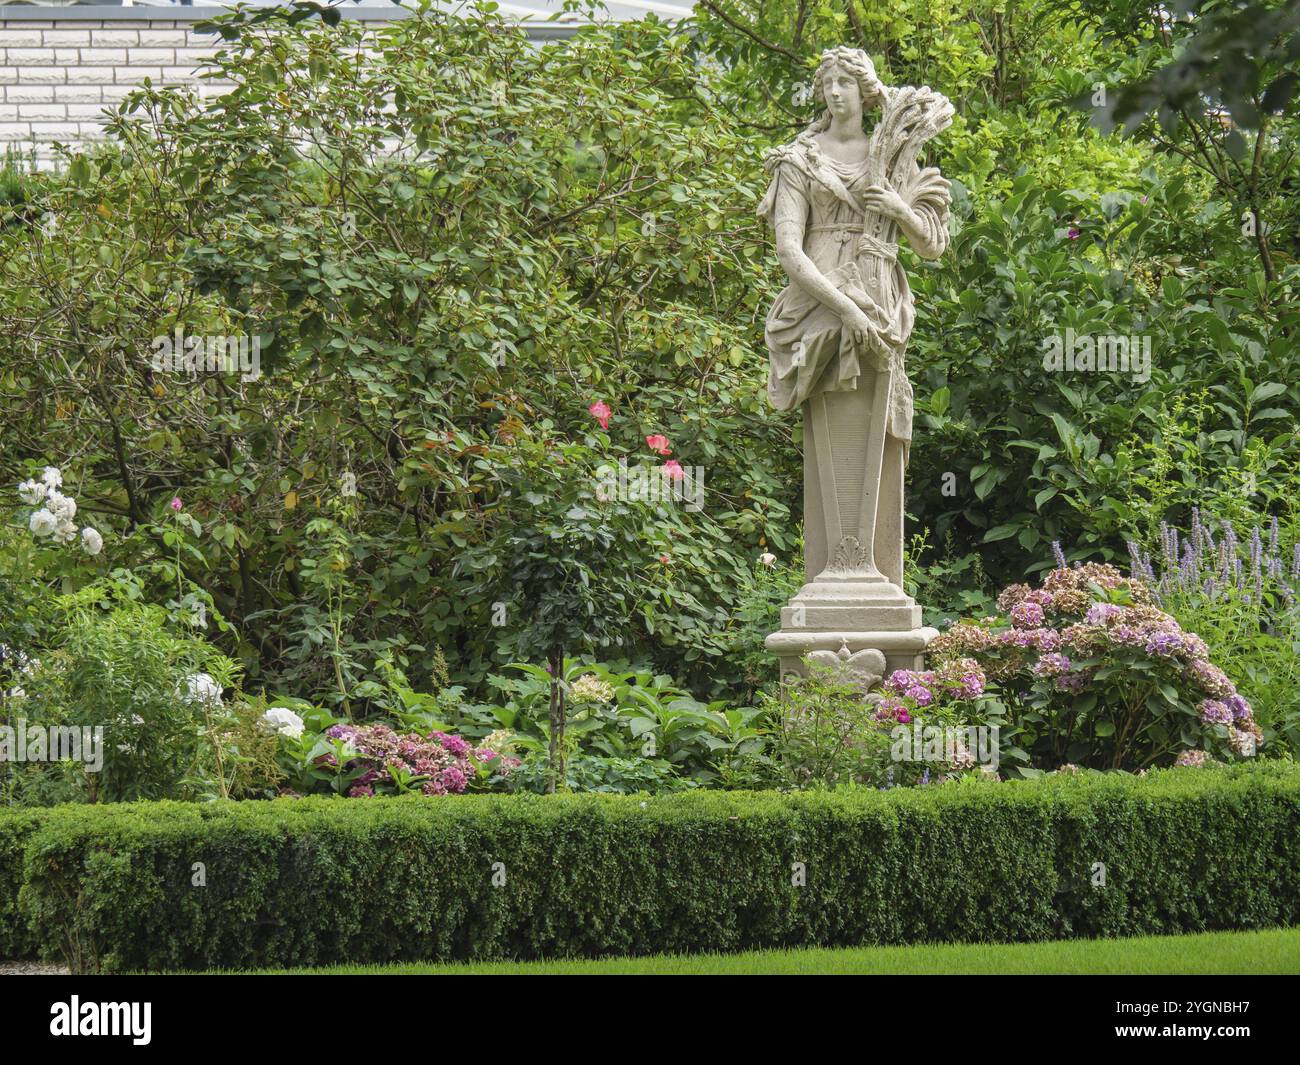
[588,401,612,430]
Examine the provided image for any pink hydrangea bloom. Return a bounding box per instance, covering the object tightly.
[1010,602,1045,629]
[325,723,508,797]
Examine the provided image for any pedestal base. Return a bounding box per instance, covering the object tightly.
[766,627,939,685]
[765,575,937,689]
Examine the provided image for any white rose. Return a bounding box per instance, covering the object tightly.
[17,479,47,506]
[182,672,223,707]
[40,467,62,489]
[758,552,777,567]
[46,491,76,521]
[54,519,78,544]
[261,706,305,740]
[28,509,58,538]
[81,527,104,556]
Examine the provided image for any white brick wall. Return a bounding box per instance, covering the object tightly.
[1,9,590,166]
[0,18,228,165]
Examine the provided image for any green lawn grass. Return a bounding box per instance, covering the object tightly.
[247,927,1300,975]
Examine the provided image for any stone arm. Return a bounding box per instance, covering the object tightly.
[774,218,862,321]
[894,198,949,261]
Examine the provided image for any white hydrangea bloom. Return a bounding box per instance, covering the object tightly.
[28,509,58,538]
[182,672,223,707]
[261,706,305,740]
[17,479,48,506]
[80,527,103,556]
[569,674,616,705]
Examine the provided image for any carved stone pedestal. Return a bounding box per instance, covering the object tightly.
[764,573,937,689]
[763,371,937,693]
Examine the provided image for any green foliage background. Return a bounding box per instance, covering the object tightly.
[1,1,1296,706]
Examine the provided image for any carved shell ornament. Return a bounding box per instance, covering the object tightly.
[804,639,887,691]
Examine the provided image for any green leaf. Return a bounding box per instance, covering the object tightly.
[1248,382,1287,405]
[983,523,1021,542]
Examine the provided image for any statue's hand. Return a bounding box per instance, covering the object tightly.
[842,306,890,370]
[842,305,875,347]
[863,182,914,226]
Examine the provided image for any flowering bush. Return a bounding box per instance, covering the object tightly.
[3,600,241,804]
[764,656,996,790]
[929,554,1263,772]
[307,723,518,798]
[1126,511,1300,756]
[873,658,987,721]
[15,468,101,555]
[1129,510,1298,613]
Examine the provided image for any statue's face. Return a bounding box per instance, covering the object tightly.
[822,64,863,119]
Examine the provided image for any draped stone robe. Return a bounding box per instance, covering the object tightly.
[757,87,952,585]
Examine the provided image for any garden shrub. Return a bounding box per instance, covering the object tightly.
[0,806,43,959]
[930,560,1265,772]
[1127,510,1300,756]
[264,657,770,797]
[6,599,241,804]
[8,763,1299,972]
[0,7,796,706]
[760,663,995,790]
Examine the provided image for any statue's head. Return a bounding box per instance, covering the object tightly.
[812,47,885,118]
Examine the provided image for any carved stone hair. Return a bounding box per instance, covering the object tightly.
[806,46,886,133]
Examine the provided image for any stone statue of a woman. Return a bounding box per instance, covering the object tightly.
[761,46,952,683]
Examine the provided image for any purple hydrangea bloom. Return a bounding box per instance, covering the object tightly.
[1143,630,1184,657]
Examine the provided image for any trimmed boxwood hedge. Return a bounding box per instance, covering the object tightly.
[3,763,1299,972]
[0,807,43,960]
